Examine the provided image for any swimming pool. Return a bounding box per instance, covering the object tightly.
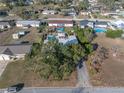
[94,28,107,33]
[56,27,64,32]
[47,35,56,41]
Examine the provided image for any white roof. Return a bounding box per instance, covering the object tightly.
[112,20,124,25]
[16,20,40,25]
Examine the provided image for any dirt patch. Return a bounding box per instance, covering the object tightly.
[0,27,41,45]
[90,35,124,86]
[0,61,77,88]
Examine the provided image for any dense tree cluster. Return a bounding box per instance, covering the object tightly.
[25,27,94,80]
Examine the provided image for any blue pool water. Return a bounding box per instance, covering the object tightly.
[56,27,64,32]
[94,28,107,33]
[65,39,78,45]
[47,35,56,41]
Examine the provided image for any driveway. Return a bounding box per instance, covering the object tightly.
[0,61,9,77]
[77,61,91,87]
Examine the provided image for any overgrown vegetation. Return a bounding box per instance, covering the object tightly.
[79,0,89,10]
[25,27,94,80]
[106,30,123,38]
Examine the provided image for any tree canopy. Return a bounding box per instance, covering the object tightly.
[25,27,94,80]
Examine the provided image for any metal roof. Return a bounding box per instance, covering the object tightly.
[0,21,10,26]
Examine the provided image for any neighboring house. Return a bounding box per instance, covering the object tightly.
[80,20,93,28]
[111,20,124,29]
[91,6,101,13]
[0,2,7,7]
[0,21,11,30]
[42,10,57,15]
[25,0,34,5]
[16,20,41,28]
[118,10,124,17]
[0,44,32,61]
[80,20,109,28]
[94,21,109,28]
[80,11,90,16]
[48,20,74,27]
[67,11,77,16]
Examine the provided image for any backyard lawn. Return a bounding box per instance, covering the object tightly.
[0,61,77,88]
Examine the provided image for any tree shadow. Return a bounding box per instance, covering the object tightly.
[11,83,24,92]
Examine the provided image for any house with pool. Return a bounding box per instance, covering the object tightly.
[80,20,112,33]
[44,27,78,45]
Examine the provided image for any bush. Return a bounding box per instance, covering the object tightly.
[106,30,123,38]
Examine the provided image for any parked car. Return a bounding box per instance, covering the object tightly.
[4,87,18,93]
[4,83,24,93]
[21,41,30,44]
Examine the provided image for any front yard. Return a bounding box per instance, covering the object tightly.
[0,61,77,88]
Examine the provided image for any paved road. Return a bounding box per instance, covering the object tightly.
[46,18,113,22]
[77,62,91,87]
[1,87,124,93]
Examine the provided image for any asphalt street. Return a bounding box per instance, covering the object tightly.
[1,87,124,93]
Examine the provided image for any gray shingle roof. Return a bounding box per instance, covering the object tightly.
[94,21,108,25]
[0,21,10,26]
[0,44,32,55]
[3,48,14,55]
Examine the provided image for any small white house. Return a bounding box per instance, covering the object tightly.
[0,21,11,30]
[12,33,20,39]
[16,20,40,28]
[48,20,74,27]
[12,31,26,39]
[0,44,32,61]
[80,11,89,16]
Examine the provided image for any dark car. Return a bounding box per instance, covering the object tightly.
[4,87,18,93]
[21,41,30,44]
[4,83,24,93]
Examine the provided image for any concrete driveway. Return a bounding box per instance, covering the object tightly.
[0,61,9,77]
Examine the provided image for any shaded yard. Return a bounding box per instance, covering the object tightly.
[0,61,77,88]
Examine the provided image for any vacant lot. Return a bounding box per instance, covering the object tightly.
[90,34,124,86]
[0,61,77,88]
[0,27,41,45]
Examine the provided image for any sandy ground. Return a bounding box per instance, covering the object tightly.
[94,34,124,52]
[0,27,40,45]
[91,34,124,86]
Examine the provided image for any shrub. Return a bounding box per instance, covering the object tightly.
[106,30,123,38]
